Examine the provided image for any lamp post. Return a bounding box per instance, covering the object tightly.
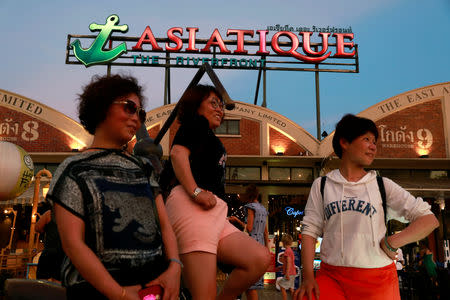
[4,207,17,249]
[28,168,52,251]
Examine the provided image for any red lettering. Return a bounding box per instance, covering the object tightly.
[186,27,199,52]
[256,30,270,55]
[166,27,183,52]
[333,33,355,57]
[301,32,331,58]
[132,26,162,51]
[272,31,331,63]
[271,31,299,56]
[227,29,254,54]
[201,28,231,53]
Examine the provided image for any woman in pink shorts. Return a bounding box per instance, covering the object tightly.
[160,84,271,300]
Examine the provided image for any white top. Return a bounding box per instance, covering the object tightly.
[396,248,404,270]
[301,169,433,268]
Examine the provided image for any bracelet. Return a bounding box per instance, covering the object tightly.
[121,287,126,300]
[384,235,398,252]
[169,258,184,268]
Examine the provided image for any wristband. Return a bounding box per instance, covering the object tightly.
[384,235,398,252]
[169,258,184,268]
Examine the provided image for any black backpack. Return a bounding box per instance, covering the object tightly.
[320,175,388,225]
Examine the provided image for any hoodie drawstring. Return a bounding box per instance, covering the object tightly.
[365,183,376,247]
[340,184,345,260]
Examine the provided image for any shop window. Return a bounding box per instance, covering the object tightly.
[430,170,448,179]
[227,167,261,180]
[291,168,313,182]
[268,194,307,238]
[215,120,240,135]
[34,163,59,175]
[377,169,411,179]
[269,167,290,180]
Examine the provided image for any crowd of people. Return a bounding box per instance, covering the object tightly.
[32,73,442,300]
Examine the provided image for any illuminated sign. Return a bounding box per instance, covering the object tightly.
[67,14,358,72]
[71,14,128,66]
[285,206,304,217]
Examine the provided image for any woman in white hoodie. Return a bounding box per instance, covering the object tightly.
[295,114,439,300]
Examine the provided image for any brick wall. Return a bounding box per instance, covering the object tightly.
[168,118,261,155]
[269,127,305,156]
[220,119,260,155]
[1,107,76,152]
[376,100,446,158]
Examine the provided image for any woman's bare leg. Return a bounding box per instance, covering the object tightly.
[245,289,259,300]
[216,232,271,300]
[180,251,217,300]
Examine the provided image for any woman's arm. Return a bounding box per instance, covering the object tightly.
[382,214,439,259]
[264,225,269,248]
[54,204,140,300]
[246,208,255,232]
[295,234,319,300]
[35,210,51,233]
[170,145,216,210]
[228,216,246,228]
[145,194,181,300]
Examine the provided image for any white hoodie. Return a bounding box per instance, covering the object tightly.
[301,169,433,268]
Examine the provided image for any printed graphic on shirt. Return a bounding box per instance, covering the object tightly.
[324,196,377,220]
[219,153,227,169]
[103,190,158,243]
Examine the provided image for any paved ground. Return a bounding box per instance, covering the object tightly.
[217,282,287,300]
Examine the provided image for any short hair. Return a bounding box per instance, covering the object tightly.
[281,233,293,246]
[244,184,259,202]
[332,114,378,159]
[419,239,429,249]
[78,74,145,134]
[177,84,223,125]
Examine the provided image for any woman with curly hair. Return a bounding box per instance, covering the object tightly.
[49,74,181,300]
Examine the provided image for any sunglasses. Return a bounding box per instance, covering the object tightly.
[113,100,146,123]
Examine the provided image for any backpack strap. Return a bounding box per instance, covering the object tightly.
[320,176,327,201]
[376,176,387,225]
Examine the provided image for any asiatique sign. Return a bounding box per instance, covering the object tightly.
[68,14,357,71]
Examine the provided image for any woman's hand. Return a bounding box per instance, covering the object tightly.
[194,190,217,210]
[120,285,141,300]
[145,263,181,300]
[294,276,319,300]
[380,236,397,260]
[228,216,238,222]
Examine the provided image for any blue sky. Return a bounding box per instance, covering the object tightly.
[1,0,449,138]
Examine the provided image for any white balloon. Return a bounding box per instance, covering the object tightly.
[0,142,34,201]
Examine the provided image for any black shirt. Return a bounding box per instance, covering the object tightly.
[160,116,227,199]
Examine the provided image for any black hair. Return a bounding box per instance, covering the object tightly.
[332,114,378,159]
[177,84,223,125]
[244,184,259,203]
[78,74,145,134]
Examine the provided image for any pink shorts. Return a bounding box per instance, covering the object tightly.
[165,185,239,255]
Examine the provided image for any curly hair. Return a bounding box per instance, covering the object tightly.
[177,84,223,125]
[332,114,378,159]
[78,74,145,134]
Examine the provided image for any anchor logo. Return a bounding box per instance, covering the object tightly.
[71,14,128,67]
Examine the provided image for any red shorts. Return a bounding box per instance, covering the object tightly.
[304,262,400,300]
